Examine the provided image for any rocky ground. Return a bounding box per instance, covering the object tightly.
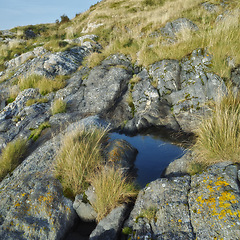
[0,7,240,239]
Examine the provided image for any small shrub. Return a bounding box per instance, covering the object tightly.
[29,122,51,141]
[122,227,133,235]
[88,166,138,222]
[60,14,70,24]
[54,127,108,199]
[18,74,67,95]
[51,98,67,115]
[193,89,240,165]
[0,138,28,181]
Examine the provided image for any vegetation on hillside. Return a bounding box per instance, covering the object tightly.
[0,0,239,79]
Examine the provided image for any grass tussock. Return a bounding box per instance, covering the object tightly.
[18,74,67,95]
[193,89,240,166]
[88,166,138,222]
[51,98,67,115]
[54,127,108,198]
[26,98,48,106]
[0,138,28,181]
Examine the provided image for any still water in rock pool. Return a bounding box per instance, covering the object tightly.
[110,131,185,188]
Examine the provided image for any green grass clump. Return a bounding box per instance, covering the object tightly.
[88,166,138,222]
[136,206,158,223]
[0,138,28,181]
[29,122,51,141]
[54,127,108,199]
[193,89,240,165]
[51,98,67,115]
[18,74,67,95]
[26,98,48,106]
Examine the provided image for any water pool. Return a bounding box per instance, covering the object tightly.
[110,131,186,187]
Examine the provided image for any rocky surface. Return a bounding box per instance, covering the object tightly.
[0,131,76,240]
[0,116,113,239]
[150,18,199,42]
[122,162,240,240]
[90,204,129,240]
[0,19,237,240]
[124,48,227,133]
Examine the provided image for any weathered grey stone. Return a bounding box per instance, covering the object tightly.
[0,133,76,240]
[124,176,194,240]
[105,139,138,174]
[124,68,180,133]
[202,2,219,12]
[5,45,93,80]
[160,18,199,42]
[149,60,181,96]
[189,163,240,239]
[164,48,227,132]
[90,204,129,240]
[0,116,113,239]
[163,151,193,177]
[5,47,47,69]
[73,194,97,222]
[0,88,51,151]
[231,65,240,87]
[66,54,133,114]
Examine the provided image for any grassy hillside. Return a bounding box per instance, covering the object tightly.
[0,0,239,78]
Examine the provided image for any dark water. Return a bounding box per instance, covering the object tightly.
[110,131,186,187]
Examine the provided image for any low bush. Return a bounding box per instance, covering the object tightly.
[88,166,138,222]
[54,127,108,199]
[0,138,28,181]
[193,89,240,165]
[51,98,67,115]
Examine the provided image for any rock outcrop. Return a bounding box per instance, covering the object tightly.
[0,16,237,239]
[122,162,240,240]
[124,48,226,133]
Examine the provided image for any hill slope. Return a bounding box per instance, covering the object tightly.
[0,0,239,78]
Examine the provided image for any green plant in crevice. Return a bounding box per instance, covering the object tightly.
[137,206,158,223]
[122,226,133,235]
[29,121,51,141]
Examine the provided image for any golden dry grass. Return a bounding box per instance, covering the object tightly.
[0,138,28,181]
[88,166,138,221]
[193,89,240,165]
[54,127,108,198]
[51,98,67,115]
[18,74,67,95]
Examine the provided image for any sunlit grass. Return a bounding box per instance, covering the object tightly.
[0,138,28,181]
[18,74,67,95]
[88,166,138,221]
[54,127,108,198]
[193,88,240,165]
